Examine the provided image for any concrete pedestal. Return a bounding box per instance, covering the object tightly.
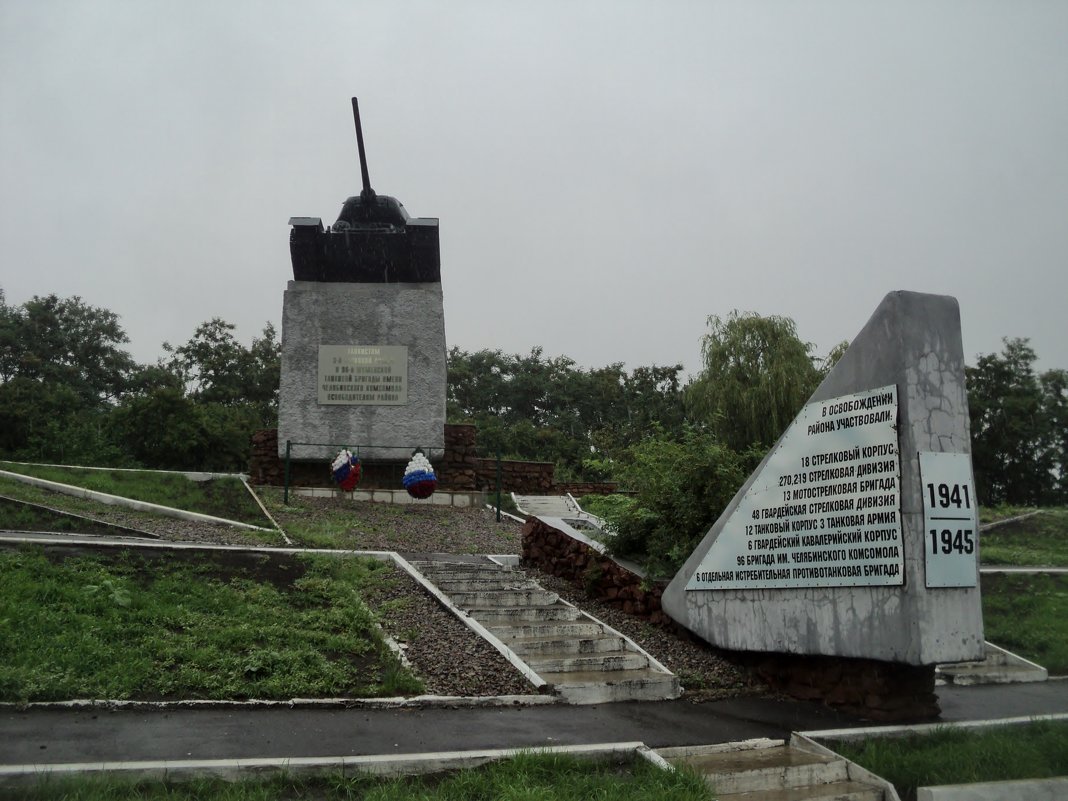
[277,280,446,462]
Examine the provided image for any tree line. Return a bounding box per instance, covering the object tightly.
[2,289,1064,571]
[448,312,1066,575]
[0,290,279,471]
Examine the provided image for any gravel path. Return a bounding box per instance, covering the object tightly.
[268,495,522,554]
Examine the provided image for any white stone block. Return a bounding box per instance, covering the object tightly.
[277,281,446,462]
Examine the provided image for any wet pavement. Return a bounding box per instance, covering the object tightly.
[2,681,1066,766]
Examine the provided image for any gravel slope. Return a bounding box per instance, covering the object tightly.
[362,562,539,698]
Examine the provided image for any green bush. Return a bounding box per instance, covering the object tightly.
[578,493,636,522]
[607,428,759,578]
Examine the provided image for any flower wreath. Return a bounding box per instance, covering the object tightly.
[330,448,362,492]
[402,451,437,499]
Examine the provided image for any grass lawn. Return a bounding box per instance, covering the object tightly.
[0,546,422,702]
[980,507,1068,567]
[1,752,712,801]
[0,461,268,526]
[832,720,1068,801]
[981,571,1068,673]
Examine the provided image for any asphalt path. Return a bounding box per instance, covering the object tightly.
[3,682,1067,766]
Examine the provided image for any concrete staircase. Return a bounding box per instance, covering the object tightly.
[511,494,582,517]
[658,740,885,800]
[409,558,680,704]
[936,640,1049,685]
[511,494,606,532]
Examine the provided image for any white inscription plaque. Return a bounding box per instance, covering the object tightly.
[687,384,903,590]
[317,345,408,406]
[920,451,979,588]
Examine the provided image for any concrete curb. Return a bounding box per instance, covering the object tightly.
[791,732,902,801]
[0,693,555,712]
[917,776,1068,800]
[242,480,293,545]
[483,503,526,524]
[0,533,387,557]
[0,469,278,533]
[800,711,1068,742]
[0,741,651,787]
[979,509,1042,532]
[0,461,248,481]
[0,494,162,539]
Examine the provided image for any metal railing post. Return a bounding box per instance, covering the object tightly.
[284,440,292,505]
[495,447,502,522]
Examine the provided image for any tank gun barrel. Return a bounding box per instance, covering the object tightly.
[352,97,373,199]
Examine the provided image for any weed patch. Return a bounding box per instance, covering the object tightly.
[832,720,1068,801]
[0,547,422,702]
[980,507,1068,567]
[982,572,1068,673]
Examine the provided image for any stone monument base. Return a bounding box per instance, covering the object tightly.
[277,280,447,462]
[747,653,938,721]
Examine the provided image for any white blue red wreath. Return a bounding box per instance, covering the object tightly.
[402,451,437,499]
[331,448,362,492]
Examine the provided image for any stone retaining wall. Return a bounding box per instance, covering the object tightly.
[521,517,673,627]
[522,515,939,721]
[475,458,555,494]
[439,424,478,491]
[251,425,557,494]
[555,482,620,496]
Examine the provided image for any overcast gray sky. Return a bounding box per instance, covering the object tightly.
[2,0,1066,378]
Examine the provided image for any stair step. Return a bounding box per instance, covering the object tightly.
[526,651,648,673]
[716,780,883,800]
[449,589,560,607]
[465,604,582,623]
[937,662,1048,685]
[509,635,627,656]
[489,621,606,640]
[539,667,681,703]
[936,641,1048,685]
[432,578,541,592]
[414,567,520,581]
[667,746,848,795]
[409,559,680,704]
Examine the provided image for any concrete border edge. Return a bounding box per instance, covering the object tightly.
[0,742,654,787]
[0,470,277,533]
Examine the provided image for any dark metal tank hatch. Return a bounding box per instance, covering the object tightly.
[288,97,440,283]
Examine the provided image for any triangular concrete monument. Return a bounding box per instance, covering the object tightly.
[662,291,984,666]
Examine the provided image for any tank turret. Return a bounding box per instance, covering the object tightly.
[289,98,440,283]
